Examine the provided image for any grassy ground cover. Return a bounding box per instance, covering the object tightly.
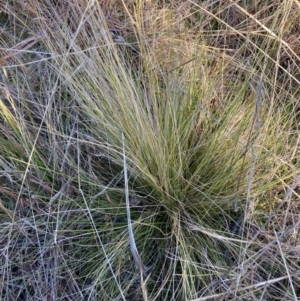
[0,0,300,300]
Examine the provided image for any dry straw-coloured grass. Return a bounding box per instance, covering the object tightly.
[0,0,300,300]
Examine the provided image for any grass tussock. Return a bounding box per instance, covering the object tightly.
[0,0,300,300]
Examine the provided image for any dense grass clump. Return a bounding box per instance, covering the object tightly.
[0,0,300,300]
